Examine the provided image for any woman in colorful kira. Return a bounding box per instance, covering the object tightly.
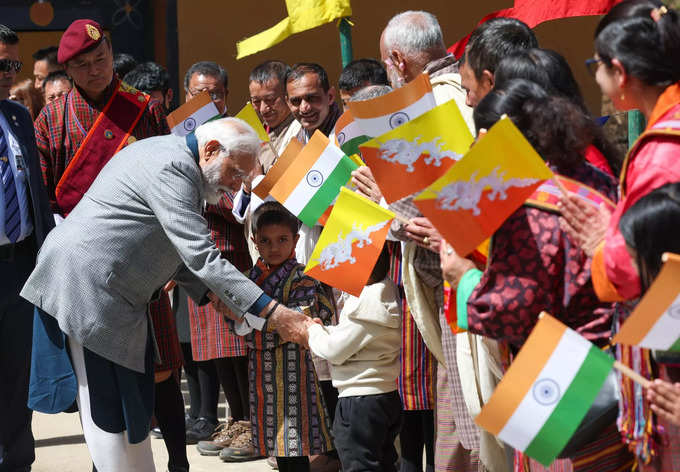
[440,79,634,471]
[559,1,680,469]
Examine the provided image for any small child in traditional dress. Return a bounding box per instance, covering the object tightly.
[244,201,335,472]
[304,247,403,472]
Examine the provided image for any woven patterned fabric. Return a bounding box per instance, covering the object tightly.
[34,78,169,214]
[188,191,251,360]
[387,241,436,411]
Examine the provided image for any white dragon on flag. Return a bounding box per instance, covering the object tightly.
[435,166,541,216]
[377,136,462,172]
[317,220,389,270]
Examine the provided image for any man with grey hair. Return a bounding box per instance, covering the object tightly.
[380,10,473,132]
[380,10,483,472]
[185,60,229,116]
[20,117,317,470]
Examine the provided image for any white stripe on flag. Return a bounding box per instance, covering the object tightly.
[639,293,680,349]
[354,91,435,138]
[497,329,591,452]
[337,120,364,145]
[171,102,219,136]
[283,142,344,215]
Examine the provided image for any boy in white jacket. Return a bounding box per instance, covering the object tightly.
[305,248,402,472]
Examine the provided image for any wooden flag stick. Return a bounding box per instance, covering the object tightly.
[394,213,410,226]
[614,360,651,388]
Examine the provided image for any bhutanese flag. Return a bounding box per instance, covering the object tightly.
[414,117,553,257]
[614,252,680,351]
[167,91,220,136]
[476,313,614,467]
[347,73,435,138]
[252,139,302,200]
[235,102,270,142]
[269,130,358,227]
[305,187,394,296]
[359,99,474,203]
[333,109,370,157]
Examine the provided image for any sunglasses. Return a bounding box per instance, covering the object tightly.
[0,59,22,73]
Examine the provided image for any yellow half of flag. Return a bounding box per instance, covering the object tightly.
[305,187,394,296]
[235,102,270,142]
[414,117,553,257]
[236,0,352,59]
[358,99,474,203]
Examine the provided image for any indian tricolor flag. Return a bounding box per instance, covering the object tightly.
[333,109,370,157]
[252,139,302,200]
[269,130,358,228]
[167,91,220,136]
[305,187,394,296]
[347,73,436,138]
[476,313,614,467]
[614,252,680,351]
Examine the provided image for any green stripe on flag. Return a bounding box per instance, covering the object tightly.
[524,346,614,466]
[297,156,358,227]
[668,337,680,352]
[341,135,371,157]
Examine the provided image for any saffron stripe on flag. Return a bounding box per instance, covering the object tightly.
[348,73,432,119]
[297,155,357,226]
[496,329,593,451]
[639,293,680,350]
[167,91,213,130]
[475,315,566,435]
[282,144,343,213]
[613,254,680,348]
[352,92,435,138]
[523,344,613,465]
[270,135,328,201]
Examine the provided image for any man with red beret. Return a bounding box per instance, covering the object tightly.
[31,19,187,471]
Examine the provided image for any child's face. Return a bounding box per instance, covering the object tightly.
[254,224,299,267]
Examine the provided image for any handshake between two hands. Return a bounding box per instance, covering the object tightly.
[207,292,321,348]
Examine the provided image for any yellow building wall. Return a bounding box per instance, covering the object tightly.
[176,0,603,114]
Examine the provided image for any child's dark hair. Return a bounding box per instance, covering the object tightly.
[619,182,680,291]
[367,245,390,285]
[252,201,301,235]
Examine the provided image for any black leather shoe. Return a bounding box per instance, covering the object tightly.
[150,426,163,438]
[185,417,218,444]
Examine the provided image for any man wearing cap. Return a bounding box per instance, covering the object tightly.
[34,19,168,218]
[0,24,54,472]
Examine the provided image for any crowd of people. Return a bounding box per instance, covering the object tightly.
[1,1,680,472]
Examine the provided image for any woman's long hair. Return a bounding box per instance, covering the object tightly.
[473,79,596,172]
[619,182,680,291]
[494,48,621,175]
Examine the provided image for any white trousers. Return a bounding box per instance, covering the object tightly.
[68,337,155,472]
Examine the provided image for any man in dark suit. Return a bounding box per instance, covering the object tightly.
[0,24,54,472]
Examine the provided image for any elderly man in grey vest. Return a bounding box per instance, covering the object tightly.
[20,117,313,471]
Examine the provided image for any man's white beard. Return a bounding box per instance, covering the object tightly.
[201,156,230,204]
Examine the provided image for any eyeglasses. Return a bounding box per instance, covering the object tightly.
[250,95,282,107]
[585,57,603,77]
[188,88,224,101]
[0,59,22,73]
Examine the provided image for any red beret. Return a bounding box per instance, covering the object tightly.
[58,19,104,64]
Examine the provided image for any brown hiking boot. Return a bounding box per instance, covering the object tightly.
[195,419,237,456]
[219,423,260,462]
